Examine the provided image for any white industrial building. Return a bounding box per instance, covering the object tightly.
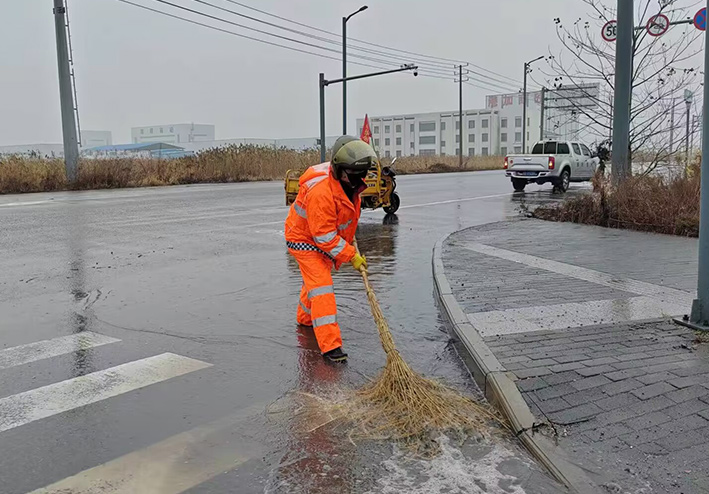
[131,123,215,145]
[81,130,112,148]
[357,91,543,158]
[0,130,113,158]
[179,136,340,154]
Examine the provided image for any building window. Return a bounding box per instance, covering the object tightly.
[514,146,522,153]
[419,122,436,132]
[160,127,164,133]
[410,141,415,149]
[515,132,522,142]
[374,138,380,147]
[419,135,436,145]
[385,138,391,146]
[385,150,391,158]
[501,133,507,143]
[385,125,390,133]
[456,121,460,130]
[482,119,489,129]
[410,123,414,133]
[482,133,489,142]
[527,118,531,126]
[420,149,436,156]
[482,147,489,156]
[396,137,402,146]
[140,129,144,135]
[501,118,507,129]
[468,120,475,129]
[170,127,174,133]
[150,128,154,134]
[515,117,522,128]
[456,135,460,143]
[374,126,380,133]
[501,146,508,156]
[441,122,446,131]
[455,149,460,156]
[468,134,475,143]
[396,124,402,133]
[396,150,402,157]
[441,140,446,148]
[468,148,475,156]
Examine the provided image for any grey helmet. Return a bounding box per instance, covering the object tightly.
[330,135,377,179]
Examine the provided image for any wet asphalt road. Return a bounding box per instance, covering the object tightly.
[0,172,583,493]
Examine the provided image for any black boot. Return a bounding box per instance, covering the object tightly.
[323,347,348,363]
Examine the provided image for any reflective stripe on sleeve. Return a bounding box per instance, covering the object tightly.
[314,231,337,244]
[293,203,307,219]
[299,301,311,315]
[313,315,337,327]
[329,238,346,257]
[308,285,334,298]
[337,220,352,231]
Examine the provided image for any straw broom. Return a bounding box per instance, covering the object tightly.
[350,240,506,451]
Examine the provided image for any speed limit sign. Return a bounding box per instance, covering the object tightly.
[602,20,618,42]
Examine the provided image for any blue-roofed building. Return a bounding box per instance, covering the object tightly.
[83,142,193,159]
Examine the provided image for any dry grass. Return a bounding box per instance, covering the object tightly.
[534,161,701,237]
[0,146,503,195]
[347,242,507,454]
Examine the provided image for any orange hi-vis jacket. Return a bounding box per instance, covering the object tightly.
[285,162,361,269]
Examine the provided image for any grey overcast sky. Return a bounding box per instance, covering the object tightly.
[0,1,619,145]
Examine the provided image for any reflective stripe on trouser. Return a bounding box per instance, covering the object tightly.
[290,250,342,354]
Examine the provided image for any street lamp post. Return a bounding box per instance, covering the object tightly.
[343,5,368,135]
[320,65,418,162]
[523,56,544,153]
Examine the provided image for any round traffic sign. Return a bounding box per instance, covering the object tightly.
[602,20,618,42]
[695,8,707,31]
[646,13,670,37]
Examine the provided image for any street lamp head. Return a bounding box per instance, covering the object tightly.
[359,5,369,12]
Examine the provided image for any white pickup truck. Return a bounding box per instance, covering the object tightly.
[504,140,599,192]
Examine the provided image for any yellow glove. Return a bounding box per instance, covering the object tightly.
[351,253,367,271]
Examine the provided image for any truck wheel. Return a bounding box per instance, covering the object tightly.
[512,178,527,192]
[383,192,400,214]
[555,169,570,193]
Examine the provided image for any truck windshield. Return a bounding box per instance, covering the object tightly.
[532,142,557,154]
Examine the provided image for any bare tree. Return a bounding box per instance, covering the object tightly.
[538,0,702,176]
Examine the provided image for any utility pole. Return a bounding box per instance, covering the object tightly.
[688,0,709,330]
[685,90,693,168]
[53,0,79,183]
[540,87,547,141]
[670,98,676,160]
[522,56,544,153]
[342,6,368,135]
[459,64,464,168]
[320,72,326,162]
[611,0,633,183]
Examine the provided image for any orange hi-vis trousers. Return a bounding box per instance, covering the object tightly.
[291,250,342,354]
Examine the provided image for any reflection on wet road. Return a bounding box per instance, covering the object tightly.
[0,173,585,493]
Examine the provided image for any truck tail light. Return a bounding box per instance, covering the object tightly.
[503,157,509,169]
[548,156,555,170]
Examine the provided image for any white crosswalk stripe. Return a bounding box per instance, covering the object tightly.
[0,352,212,433]
[0,332,120,370]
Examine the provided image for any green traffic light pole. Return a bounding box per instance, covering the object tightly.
[319,64,418,162]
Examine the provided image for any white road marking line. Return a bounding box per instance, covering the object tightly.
[0,332,120,370]
[29,403,265,494]
[468,297,688,337]
[0,353,211,433]
[0,200,53,208]
[463,242,695,307]
[396,193,512,210]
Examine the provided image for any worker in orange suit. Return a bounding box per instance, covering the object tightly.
[285,136,375,362]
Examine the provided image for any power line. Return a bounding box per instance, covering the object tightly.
[222,0,523,85]
[114,0,519,94]
[188,0,518,92]
[114,0,393,72]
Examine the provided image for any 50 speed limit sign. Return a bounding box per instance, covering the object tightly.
[602,20,618,42]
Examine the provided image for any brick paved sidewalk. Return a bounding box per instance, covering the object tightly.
[442,220,709,494]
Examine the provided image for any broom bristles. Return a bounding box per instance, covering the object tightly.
[350,241,507,452]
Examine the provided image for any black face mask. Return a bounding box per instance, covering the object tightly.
[344,169,368,190]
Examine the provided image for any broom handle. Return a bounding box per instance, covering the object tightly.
[352,238,397,354]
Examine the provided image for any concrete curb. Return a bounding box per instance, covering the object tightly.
[433,232,601,494]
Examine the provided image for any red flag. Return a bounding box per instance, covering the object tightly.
[360,114,372,144]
